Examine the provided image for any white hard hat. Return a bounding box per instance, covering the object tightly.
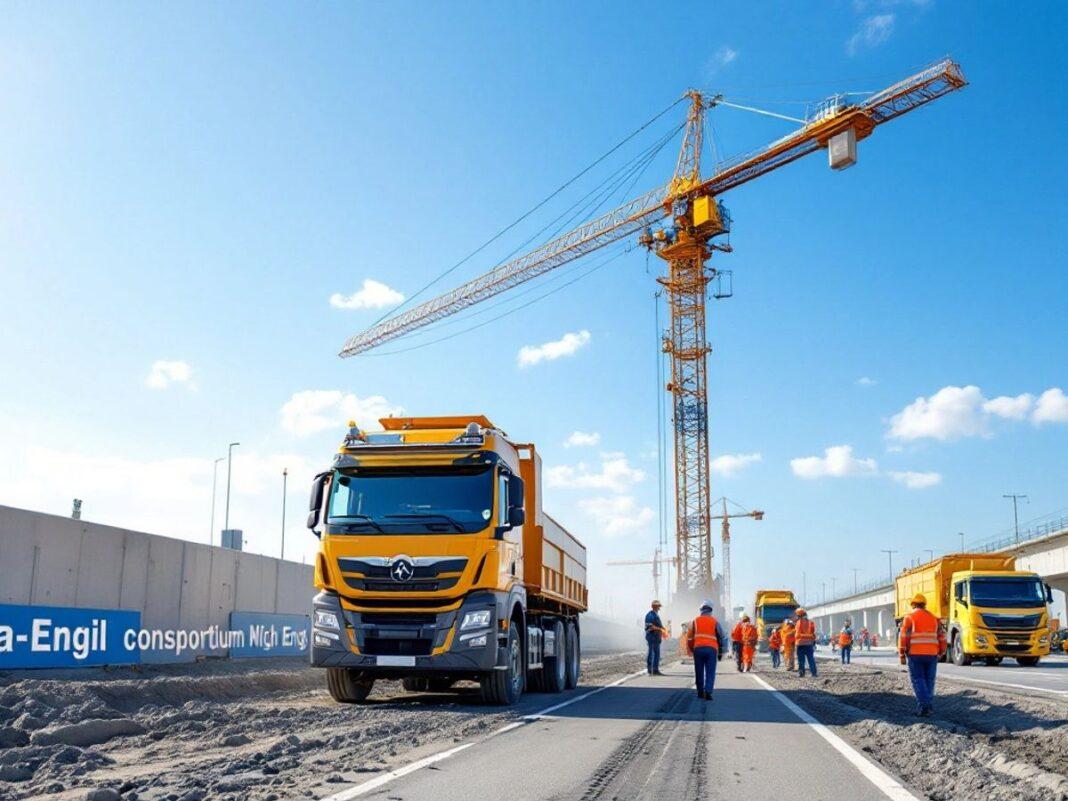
[700,599,713,610]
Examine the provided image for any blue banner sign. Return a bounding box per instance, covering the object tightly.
[228,611,310,658]
[0,603,142,669]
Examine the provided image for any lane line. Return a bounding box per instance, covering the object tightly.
[748,673,921,801]
[319,668,649,801]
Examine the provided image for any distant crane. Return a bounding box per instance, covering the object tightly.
[339,60,967,601]
[712,498,764,622]
[607,547,679,603]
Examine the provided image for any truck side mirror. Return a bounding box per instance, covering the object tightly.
[307,471,331,534]
[508,507,526,527]
[1047,584,1054,604]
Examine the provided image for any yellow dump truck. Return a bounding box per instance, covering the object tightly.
[306,415,588,705]
[753,589,799,651]
[894,554,1052,667]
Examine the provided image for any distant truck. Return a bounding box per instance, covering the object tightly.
[894,554,1053,667]
[306,415,587,705]
[753,589,799,652]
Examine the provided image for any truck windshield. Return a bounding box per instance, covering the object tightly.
[759,604,798,624]
[969,577,1046,608]
[327,465,493,534]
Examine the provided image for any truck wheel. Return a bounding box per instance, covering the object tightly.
[564,621,580,689]
[1016,656,1040,667]
[951,635,972,666]
[326,668,374,703]
[479,627,522,705]
[542,620,567,693]
[402,677,429,692]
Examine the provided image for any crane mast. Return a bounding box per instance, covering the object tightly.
[338,59,966,608]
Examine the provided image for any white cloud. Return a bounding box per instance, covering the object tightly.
[578,495,655,538]
[546,453,645,493]
[983,393,1034,421]
[790,445,878,480]
[280,390,403,436]
[329,279,404,310]
[888,385,988,442]
[1033,388,1068,424]
[146,360,194,390]
[564,431,600,448]
[856,376,877,387]
[847,13,895,55]
[714,45,738,67]
[889,470,942,490]
[517,330,590,368]
[711,452,762,478]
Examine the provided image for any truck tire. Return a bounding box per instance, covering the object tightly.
[402,677,429,692]
[326,668,374,703]
[480,627,523,705]
[951,635,972,666]
[564,621,580,689]
[542,620,567,693]
[1016,656,1040,667]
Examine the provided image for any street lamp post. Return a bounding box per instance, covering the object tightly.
[281,467,288,560]
[802,572,807,606]
[1003,494,1028,545]
[224,442,240,532]
[830,576,837,599]
[821,582,826,605]
[924,549,934,562]
[851,568,859,595]
[959,532,965,551]
[881,549,899,583]
[209,456,225,546]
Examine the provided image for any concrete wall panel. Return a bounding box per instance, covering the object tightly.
[118,532,150,612]
[74,524,126,609]
[0,507,38,604]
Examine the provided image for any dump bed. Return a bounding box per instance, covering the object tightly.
[517,444,588,612]
[894,553,1016,619]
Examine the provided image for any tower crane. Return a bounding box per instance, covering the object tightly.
[711,497,764,621]
[607,547,679,603]
[339,59,967,602]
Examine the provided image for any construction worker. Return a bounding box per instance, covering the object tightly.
[860,626,871,651]
[730,617,745,672]
[768,625,782,669]
[839,620,854,665]
[781,619,796,671]
[740,616,758,672]
[644,600,666,675]
[899,593,947,716]
[795,608,817,678]
[685,600,727,700]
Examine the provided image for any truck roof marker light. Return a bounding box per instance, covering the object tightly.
[344,422,364,446]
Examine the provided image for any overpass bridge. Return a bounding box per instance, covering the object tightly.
[805,522,1068,640]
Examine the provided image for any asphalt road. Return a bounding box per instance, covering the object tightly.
[322,661,914,801]
[817,646,1068,696]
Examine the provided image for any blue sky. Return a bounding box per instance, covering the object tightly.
[2,3,1066,623]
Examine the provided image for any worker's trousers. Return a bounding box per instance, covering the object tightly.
[732,642,743,671]
[783,648,795,671]
[907,654,938,712]
[840,645,852,664]
[796,644,817,677]
[770,648,781,668]
[693,646,717,695]
[646,636,661,674]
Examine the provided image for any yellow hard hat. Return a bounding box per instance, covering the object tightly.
[795,608,806,617]
[910,593,927,606]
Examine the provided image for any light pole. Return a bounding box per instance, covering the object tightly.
[821,582,826,605]
[958,531,965,551]
[802,572,807,606]
[1003,494,1028,545]
[851,568,859,595]
[830,576,837,599]
[924,549,934,562]
[881,549,899,583]
[281,467,288,560]
[224,442,240,532]
[209,456,225,545]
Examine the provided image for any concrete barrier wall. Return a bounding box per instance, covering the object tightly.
[0,504,314,660]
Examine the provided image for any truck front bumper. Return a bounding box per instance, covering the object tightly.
[966,628,1051,657]
[309,591,504,678]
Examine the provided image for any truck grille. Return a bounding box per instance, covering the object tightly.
[981,613,1041,630]
[363,638,433,656]
[992,638,1031,652]
[360,613,437,626]
[344,576,459,592]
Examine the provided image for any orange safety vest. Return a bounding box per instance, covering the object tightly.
[839,630,853,647]
[795,618,816,646]
[688,614,720,651]
[768,629,782,650]
[899,608,945,657]
[742,622,758,646]
[781,624,796,648]
[730,622,744,643]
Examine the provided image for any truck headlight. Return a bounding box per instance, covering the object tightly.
[975,635,988,646]
[461,610,492,630]
[466,634,487,648]
[315,610,340,629]
[1039,635,1049,645]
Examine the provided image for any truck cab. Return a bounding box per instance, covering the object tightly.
[753,590,799,652]
[306,416,586,705]
[946,570,1052,666]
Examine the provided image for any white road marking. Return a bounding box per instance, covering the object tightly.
[937,672,1068,696]
[748,673,922,801]
[319,668,649,800]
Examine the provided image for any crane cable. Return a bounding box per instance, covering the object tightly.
[368,95,687,328]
